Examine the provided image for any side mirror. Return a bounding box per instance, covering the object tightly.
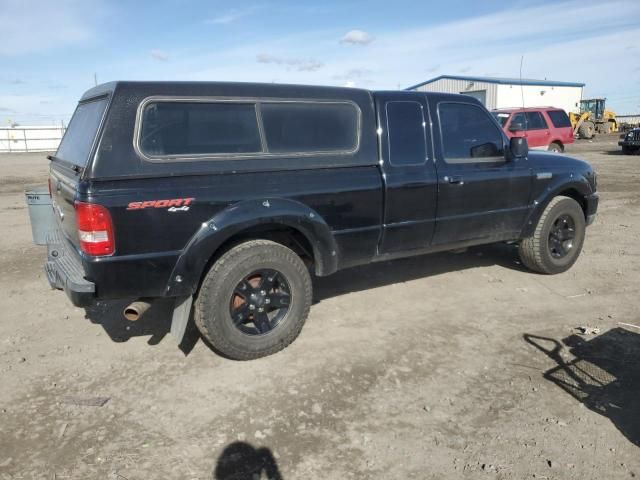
[510,136,528,159]
[509,122,525,133]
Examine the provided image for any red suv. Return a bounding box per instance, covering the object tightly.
[492,107,574,152]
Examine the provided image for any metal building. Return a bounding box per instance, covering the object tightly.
[407,75,584,114]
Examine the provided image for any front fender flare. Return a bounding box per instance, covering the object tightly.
[165,198,338,296]
[521,174,592,238]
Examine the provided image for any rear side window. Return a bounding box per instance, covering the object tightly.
[439,102,504,163]
[261,102,359,154]
[547,110,572,128]
[56,97,109,167]
[386,101,427,166]
[525,111,548,130]
[139,102,262,156]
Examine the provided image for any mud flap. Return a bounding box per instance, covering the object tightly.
[170,295,193,344]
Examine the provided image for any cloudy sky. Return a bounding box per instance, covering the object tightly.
[1,0,639,125]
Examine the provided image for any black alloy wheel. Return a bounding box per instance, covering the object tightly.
[548,214,576,259]
[230,269,291,336]
[194,239,312,360]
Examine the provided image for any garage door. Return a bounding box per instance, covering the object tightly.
[461,90,487,105]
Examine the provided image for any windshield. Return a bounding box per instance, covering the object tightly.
[492,112,511,127]
[55,96,109,167]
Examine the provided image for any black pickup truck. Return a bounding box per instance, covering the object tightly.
[619,128,640,154]
[37,81,598,360]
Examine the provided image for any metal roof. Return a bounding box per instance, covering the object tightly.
[406,75,585,90]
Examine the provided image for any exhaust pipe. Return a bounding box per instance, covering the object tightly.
[123,299,153,321]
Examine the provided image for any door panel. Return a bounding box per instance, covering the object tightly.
[431,99,532,245]
[434,162,533,243]
[378,94,438,253]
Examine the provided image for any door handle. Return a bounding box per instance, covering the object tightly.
[444,175,464,185]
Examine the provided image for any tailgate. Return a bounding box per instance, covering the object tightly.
[50,166,81,246]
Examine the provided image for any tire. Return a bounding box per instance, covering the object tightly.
[579,122,594,139]
[195,239,312,360]
[519,196,586,274]
[548,142,563,153]
[601,122,611,134]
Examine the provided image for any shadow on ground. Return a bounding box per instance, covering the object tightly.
[524,328,640,447]
[83,243,523,352]
[84,298,200,354]
[213,442,282,480]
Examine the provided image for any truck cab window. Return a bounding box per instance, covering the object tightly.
[386,101,427,166]
[439,102,504,163]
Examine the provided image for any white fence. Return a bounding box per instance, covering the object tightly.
[0,126,66,153]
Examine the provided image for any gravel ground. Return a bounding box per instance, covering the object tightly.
[0,135,638,479]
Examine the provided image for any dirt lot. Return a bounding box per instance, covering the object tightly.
[0,135,638,479]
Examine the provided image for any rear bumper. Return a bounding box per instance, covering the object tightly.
[585,192,599,226]
[45,229,95,307]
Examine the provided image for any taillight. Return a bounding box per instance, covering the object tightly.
[74,201,115,256]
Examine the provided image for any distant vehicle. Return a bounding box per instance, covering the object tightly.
[568,98,617,139]
[492,107,574,152]
[32,81,598,360]
[618,128,640,155]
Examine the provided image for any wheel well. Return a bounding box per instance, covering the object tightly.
[558,189,586,217]
[200,224,316,288]
[550,140,564,151]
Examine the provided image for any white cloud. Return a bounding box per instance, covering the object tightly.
[150,49,169,62]
[256,53,323,72]
[0,0,103,55]
[340,30,374,45]
[0,94,70,124]
[205,7,259,25]
[7,0,640,122]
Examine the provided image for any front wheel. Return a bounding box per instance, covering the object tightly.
[519,196,586,274]
[548,142,563,153]
[579,122,595,140]
[195,240,312,360]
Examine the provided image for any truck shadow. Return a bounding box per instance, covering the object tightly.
[524,328,640,447]
[84,298,201,354]
[83,243,523,352]
[313,242,523,302]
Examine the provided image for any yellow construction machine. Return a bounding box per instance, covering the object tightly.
[569,98,617,139]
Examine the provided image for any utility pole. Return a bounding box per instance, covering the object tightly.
[94,72,98,86]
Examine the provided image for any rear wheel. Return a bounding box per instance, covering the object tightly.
[195,240,312,360]
[548,142,563,153]
[519,196,586,274]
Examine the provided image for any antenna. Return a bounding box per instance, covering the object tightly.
[519,55,528,131]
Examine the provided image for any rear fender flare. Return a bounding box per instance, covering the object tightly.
[165,198,338,296]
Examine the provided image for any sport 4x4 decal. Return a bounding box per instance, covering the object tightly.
[126,198,195,212]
